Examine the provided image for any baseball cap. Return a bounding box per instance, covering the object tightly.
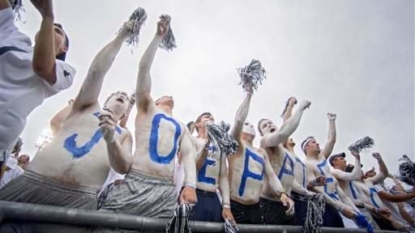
[329,152,346,166]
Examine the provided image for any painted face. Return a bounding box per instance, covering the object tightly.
[104,91,129,119]
[242,122,256,136]
[305,138,321,154]
[155,95,174,109]
[259,119,278,136]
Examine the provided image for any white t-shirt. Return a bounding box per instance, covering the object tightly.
[0,7,76,160]
[0,156,24,189]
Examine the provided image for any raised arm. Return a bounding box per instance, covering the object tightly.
[30,0,59,84]
[136,19,168,112]
[230,92,253,145]
[331,152,362,181]
[282,97,297,122]
[366,153,388,185]
[0,0,10,10]
[261,100,310,147]
[50,99,73,135]
[72,22,131,111]
[320,113,337,159]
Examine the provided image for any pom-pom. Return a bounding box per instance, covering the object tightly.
[237,59,266,93]
[122,7,147,47]
[159,14,177,51]
[303,193,325,233]
[398,155,415,186]
[206,121,238,157]
[224,219,238,233]
[165,204,193,233]
[348,136,374,153]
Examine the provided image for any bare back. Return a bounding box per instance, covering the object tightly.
[29,104,130,190]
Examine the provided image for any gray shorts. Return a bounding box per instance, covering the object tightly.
[95,170,177,233]
[100,169,177,217]
[0,170,98,233]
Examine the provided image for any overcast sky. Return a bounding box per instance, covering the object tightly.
[16,0,414,178]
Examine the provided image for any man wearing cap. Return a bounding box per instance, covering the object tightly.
[228,90,292,224]
[0,0,76,180]
[303,113,360,227]
[257,99,311,225]
[330,151,383,229]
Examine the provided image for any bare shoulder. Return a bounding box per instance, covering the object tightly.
[254,147,268,158]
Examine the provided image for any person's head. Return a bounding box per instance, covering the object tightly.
[257,118,278,136]
[12,137,23,157]
[35,23,69,61]
[17,154,30,170]
[195,112,214,133]
[187,121,195,134]
[301,136,320,156]
[329,152,347,170]
[241,121,256,142]
[283,137,296,149]
[103,91,130,120]
[155,95,174,109]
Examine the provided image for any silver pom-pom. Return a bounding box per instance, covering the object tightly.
[122,7,147,47]
[237,59,266,92]
[398,155,415,186]
[165,204,193,233]
[159,14,177,51]
[348,136,374,153]
[303,193,326,233]
[224,219,238,233]
[206,121,238,157]
[9,0,25,21]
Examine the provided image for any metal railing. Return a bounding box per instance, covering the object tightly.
[0,201,398,233]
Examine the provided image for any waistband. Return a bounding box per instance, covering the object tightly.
[231,199,260,209]
[23,170,98,195]
[126,169,175,186]
[291,191,308,202]
[196,188,219,197]
[259,197,285,206]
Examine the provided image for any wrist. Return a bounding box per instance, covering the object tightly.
[42,13,55,20]
[223,203,230,209]
[184,182,196,189]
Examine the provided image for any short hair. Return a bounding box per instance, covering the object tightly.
[186,121,194,131]
[257,118,268,136]
[195,112,212,133]
[300,136,315,155]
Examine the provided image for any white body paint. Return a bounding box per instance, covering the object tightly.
[29,106,130,190]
